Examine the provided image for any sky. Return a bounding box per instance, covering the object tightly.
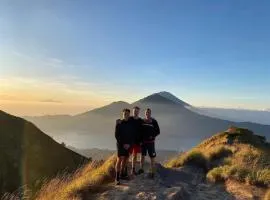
[1,0,270,116]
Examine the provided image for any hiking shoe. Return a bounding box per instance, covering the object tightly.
[120,175,130,180]
[148,172,155,179]
[115,180,120,185]
[137,169,144,175]
[131,170,138,176]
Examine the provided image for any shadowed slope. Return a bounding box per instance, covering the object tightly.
[0,111,88,196]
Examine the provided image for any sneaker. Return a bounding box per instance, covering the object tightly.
[137,169,144,175]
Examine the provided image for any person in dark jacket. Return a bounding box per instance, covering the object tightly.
[138,108,160,178]
[129,106,143,176]
[114,108,135,185]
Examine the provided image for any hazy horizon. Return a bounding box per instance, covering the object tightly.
[1,0,270,116]
[2,91,270,117]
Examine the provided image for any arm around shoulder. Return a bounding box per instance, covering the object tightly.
[153,119,160,137]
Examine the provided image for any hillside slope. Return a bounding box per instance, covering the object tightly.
[33,127,270,200]
[0,111,88,196]
[166,126,270,199]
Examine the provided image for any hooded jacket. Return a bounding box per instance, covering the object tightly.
[115,118,136,146]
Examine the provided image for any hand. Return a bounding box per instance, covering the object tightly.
[123,144,130,150]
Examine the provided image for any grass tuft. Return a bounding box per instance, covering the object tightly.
[34,155,116,200]
[264,189,270,200]
[165,151,207,170]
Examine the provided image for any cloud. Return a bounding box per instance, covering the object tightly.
[45,57,64,68]
[38,99,62,103]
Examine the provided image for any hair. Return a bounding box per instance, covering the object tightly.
[146,108,151,112]
[133,106,140,110]
[122,108,130,113]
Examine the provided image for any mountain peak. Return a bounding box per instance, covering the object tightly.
[134,93,176,105]
[133,91,191,106]
[157,91,191,107]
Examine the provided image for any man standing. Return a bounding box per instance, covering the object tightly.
[114,108,135,185]
[129,106,143,176]
[138,108,160,178]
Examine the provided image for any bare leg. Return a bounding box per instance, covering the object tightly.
[115,157,121,173]
[140,155,145,170]
[150,157,155,173]
[115,157,124,183]
[120,156,126,175]
[131,153,137,174]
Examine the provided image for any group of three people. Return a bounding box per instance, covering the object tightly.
[115,106,160,185]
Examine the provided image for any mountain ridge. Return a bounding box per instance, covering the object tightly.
[23,91,270,150]
[0,110,88,196]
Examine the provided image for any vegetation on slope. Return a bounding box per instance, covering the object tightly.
[0,111,88,197]
[166,127,270,188]
[265,189,270,200]
[34,155,116,200]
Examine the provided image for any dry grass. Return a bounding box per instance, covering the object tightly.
[166,127,270,188]
[165,151,207,169]
[265,189,270,200]
[207,146,233,162]
[34,155,116,200]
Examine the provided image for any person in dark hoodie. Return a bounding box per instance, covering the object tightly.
[129,106,143,176]
[114,108,135,185]
[138,108,160,178]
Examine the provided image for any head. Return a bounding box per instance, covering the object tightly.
[132,106,140,118]
[122,108,130,120]
[145,108,151,119]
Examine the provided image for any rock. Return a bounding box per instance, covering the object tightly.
[163,186,189,200]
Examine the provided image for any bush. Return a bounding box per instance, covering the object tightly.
[208,147,232,161]
[246,169,270,187]
[228,166,250,182]
[207,166,228,183]
[165,151,208,169]
[179,151,208,169]
[206,165,267,185]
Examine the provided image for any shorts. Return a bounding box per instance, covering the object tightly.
[141,142,156,158]
[116,143,130,157]
[129,144,141,154]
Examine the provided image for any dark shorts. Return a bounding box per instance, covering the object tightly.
[141,142,156,158]
[116,143,130,157]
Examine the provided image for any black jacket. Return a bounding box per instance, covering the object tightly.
[141,118,160,142]
[115,119,136,145]
[129,117,143,145]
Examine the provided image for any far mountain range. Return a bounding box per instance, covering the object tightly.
[24,91,270,150]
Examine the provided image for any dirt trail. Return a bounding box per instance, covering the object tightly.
[88,164,237,200]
